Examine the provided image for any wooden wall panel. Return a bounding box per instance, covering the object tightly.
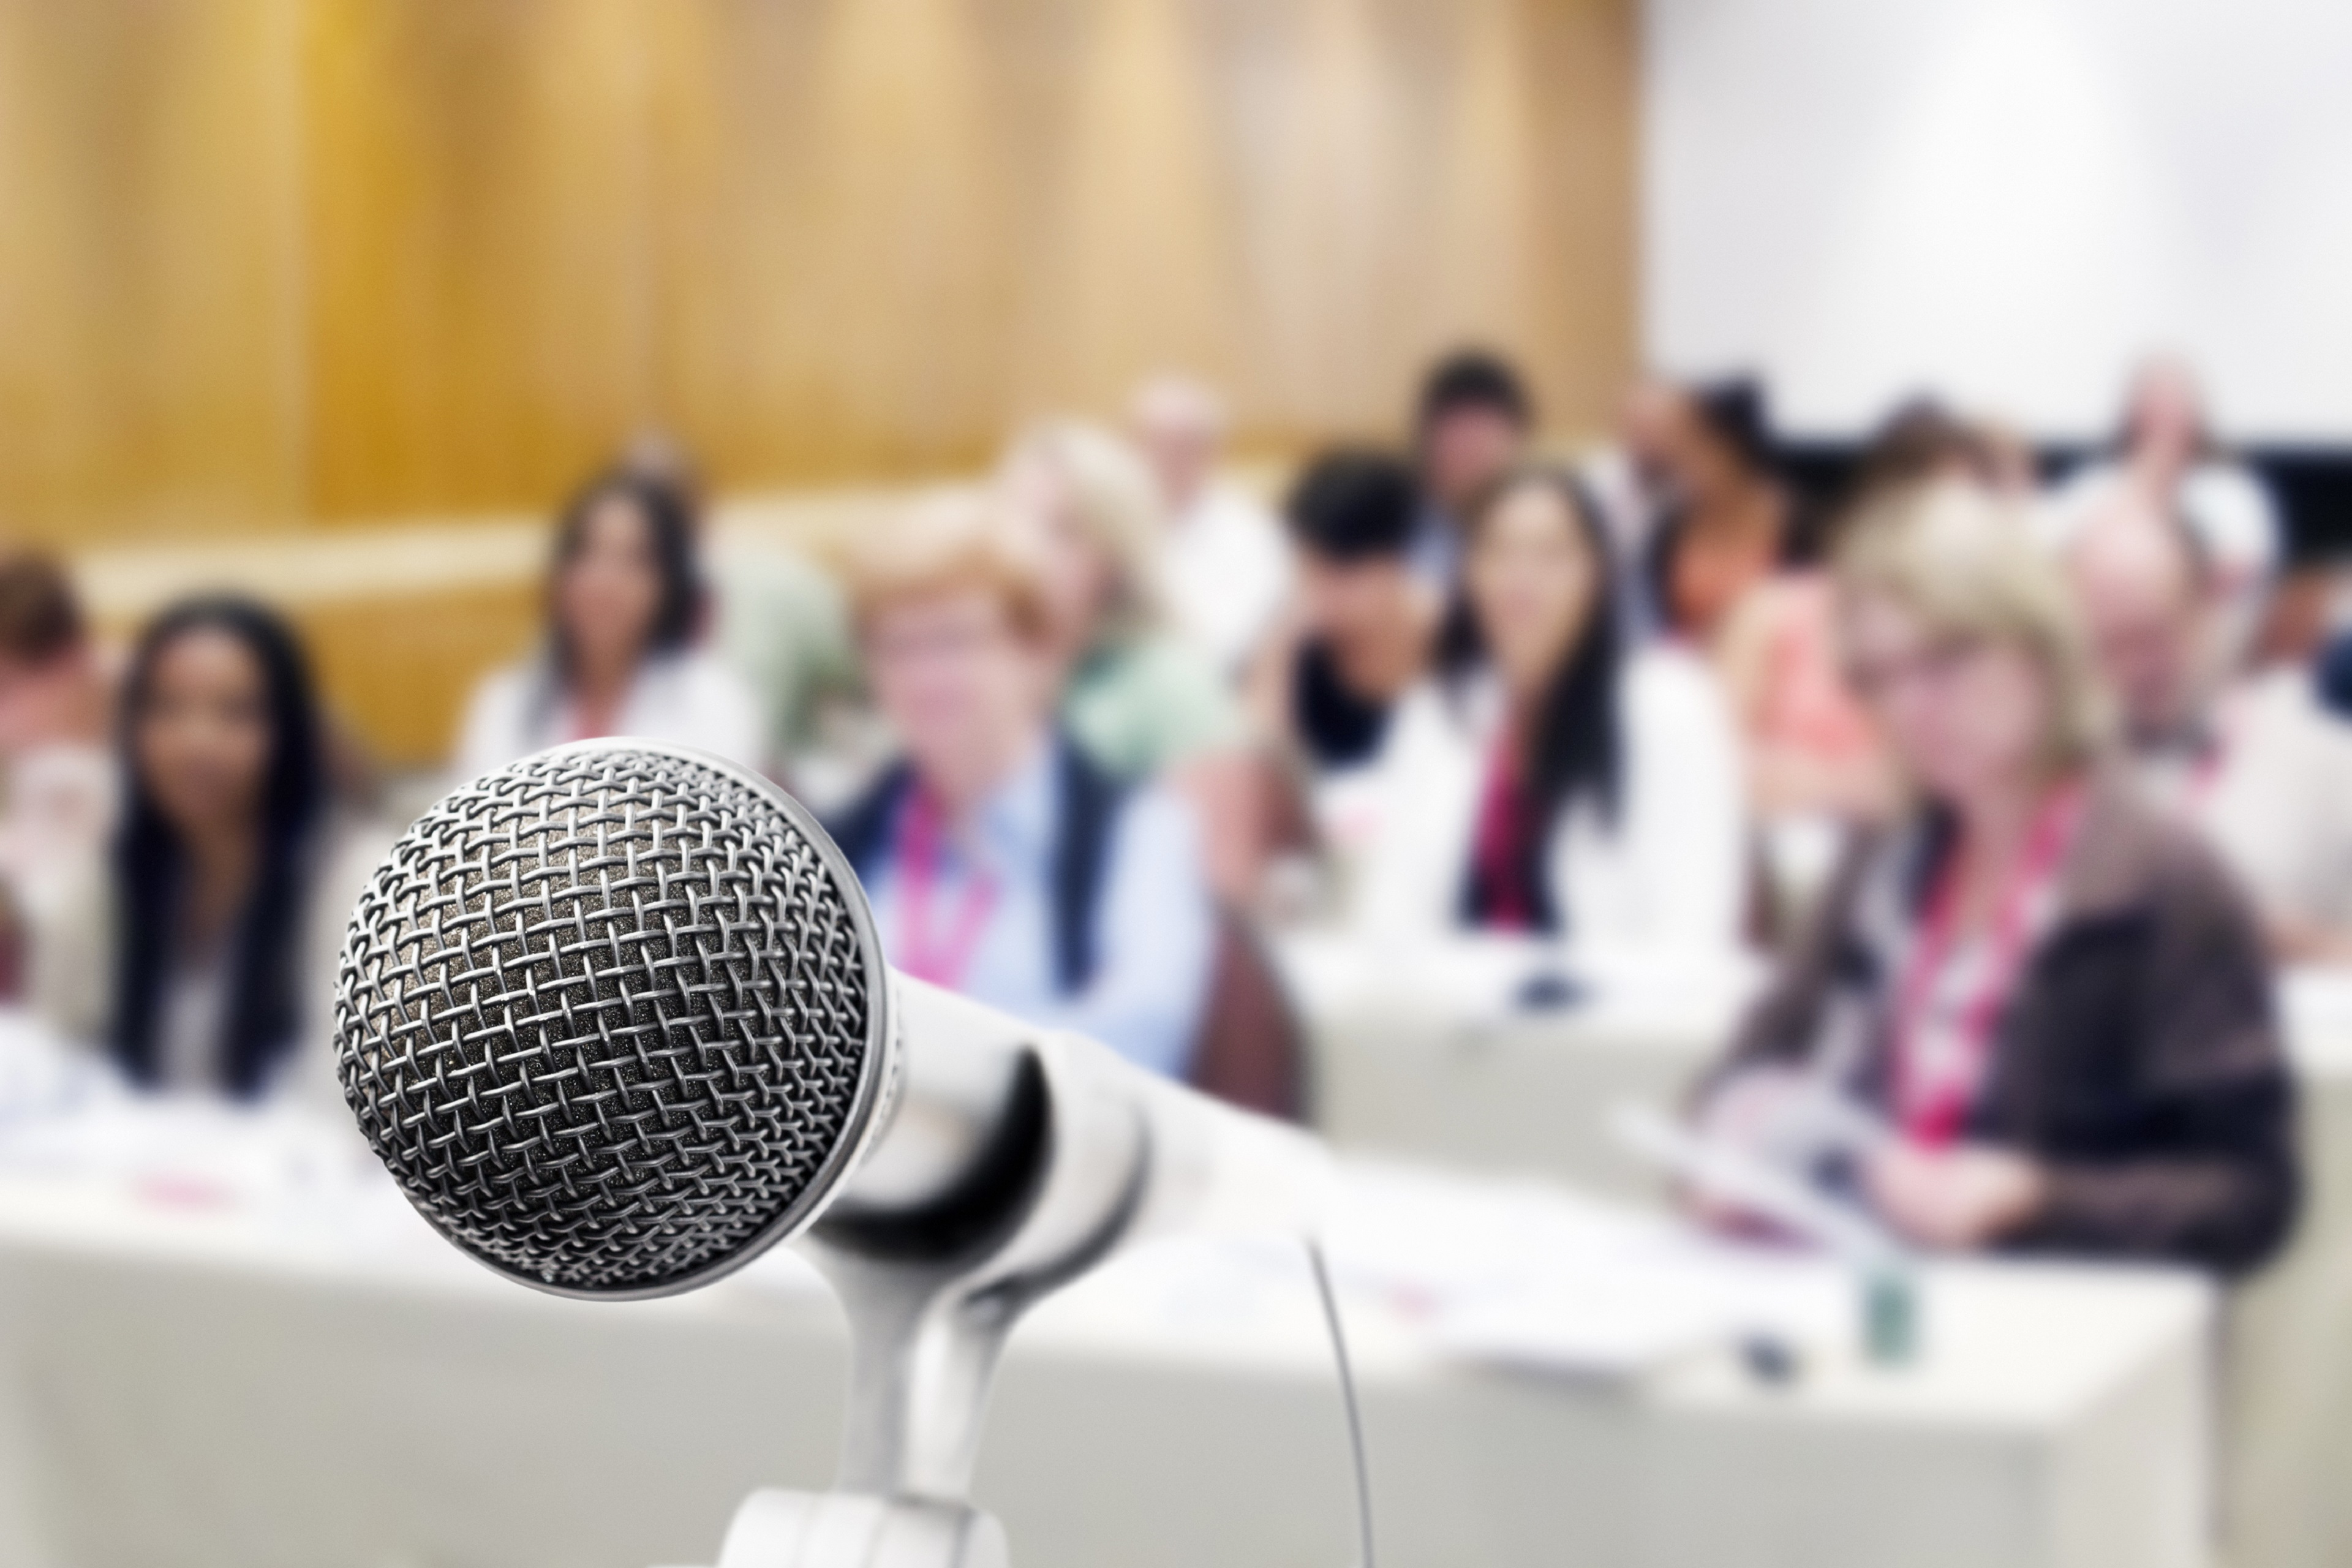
[647,0,1024,483]
[301,0,654,519]
[0,0,1635,538]
[647,0,1637,478]
[1,0,1634,761]
[0,0,303,548]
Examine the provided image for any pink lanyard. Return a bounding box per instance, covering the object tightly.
[1891,784,2084,1146]
[1469,733,1534,931]
[894,788,999,988]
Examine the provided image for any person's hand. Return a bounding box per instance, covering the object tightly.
[1862,1140,2047,1251]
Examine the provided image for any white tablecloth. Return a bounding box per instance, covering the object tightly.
[0,1100,2211,1568]
[1283,935,1752,1199]
[1286,940,2352,1568]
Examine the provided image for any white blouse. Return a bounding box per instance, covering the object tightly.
[454,648,769,784]
[1353,646,1748,957]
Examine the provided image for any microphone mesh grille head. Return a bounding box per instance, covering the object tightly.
[334,742,890,1298]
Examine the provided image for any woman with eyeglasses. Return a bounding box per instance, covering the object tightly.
[1696,480,2296,1275]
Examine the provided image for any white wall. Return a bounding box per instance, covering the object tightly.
[1644,0,2352,440]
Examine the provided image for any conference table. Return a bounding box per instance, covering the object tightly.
[1282,933,2352,1568]
[0,1080,2210,1568]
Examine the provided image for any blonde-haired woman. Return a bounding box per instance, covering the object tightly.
[824,491,1216,1078]
[998,421,1245,779]
[1698,480,2296,1274]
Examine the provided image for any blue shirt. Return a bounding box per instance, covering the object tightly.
[1409,502,1461,590]
[860,741,1216,1079]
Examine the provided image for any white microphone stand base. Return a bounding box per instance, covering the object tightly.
[698,1488,1008,1568]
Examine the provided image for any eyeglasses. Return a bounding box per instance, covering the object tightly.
[1843,633,1989,701]
[865,620,1013,665]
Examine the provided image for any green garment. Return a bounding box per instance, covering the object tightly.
[711,541,861,757]
[1061,633,1246,779]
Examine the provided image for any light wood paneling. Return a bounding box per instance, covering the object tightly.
[2,0,1634,761]
[296,583,540,767]
[0,0,304,547]
[301,0,655,519]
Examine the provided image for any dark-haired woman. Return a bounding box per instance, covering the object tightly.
[456,470,766,780]
[1643,379,1795,650]
[31,597,385,1101]
[1356,469,1746,953]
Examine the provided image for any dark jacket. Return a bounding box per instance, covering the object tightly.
[1719,769,2299,1275]
[824,733,1128,997]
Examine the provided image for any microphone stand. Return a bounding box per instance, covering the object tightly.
[685,1030,1159,1568]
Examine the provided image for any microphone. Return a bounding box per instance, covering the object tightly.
[334,737,1325,1305]
[333,738,1345,1567]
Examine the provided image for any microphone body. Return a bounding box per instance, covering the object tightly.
[826,973,1326,1259]
[334,738,1330,1564]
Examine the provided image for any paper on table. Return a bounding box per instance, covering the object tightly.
[1325,1163,1848,1381]
[1021,1162,1850,1383]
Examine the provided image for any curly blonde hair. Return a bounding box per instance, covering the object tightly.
[1001,420,1170,646]
[1835,478,2114,772]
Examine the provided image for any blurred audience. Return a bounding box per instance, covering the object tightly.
[1129,375,1294,681]
[1356,466,1745,952]
[1716,402,2013,927]
[456,468,766,781]
[32,598,386,1104]
[1642,377,1794,649]
[998,421,1245,780]
[1412,350,1536,583]
[1250,450,1437,776]
[2067,490,2352,963]
[616,439,862,786]
[1700,481,2294,1274]
[2049,355,2282,670]
[1578,377,1684,643]
[828,494,1215,1078]
[0,554,117,944]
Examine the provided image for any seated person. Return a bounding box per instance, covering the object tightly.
[457,467,767,780]
[1129,374,1294,680]
[998,420,1244,780]
[1642,377,1794,649]
[616,435,862,790]
[1577,376,1684,642]
[1699,481,2295,1275]
[2048,354,2280,669]
[2067,489,2352,962]
[828,494,1216,1079]
[1001,420,1270,903]
[1248,450,1437,775]
[0,554,117,940]
[1716,403,2006,928]
[31,597,387,1104]
[1355,466,1746,952]
[1411,349,1537,584]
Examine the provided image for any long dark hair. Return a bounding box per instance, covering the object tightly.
[546,468,702,681]
[110,597,328,1096]
[1438,467,1624,929]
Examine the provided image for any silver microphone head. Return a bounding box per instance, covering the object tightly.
[334,739,894,1300]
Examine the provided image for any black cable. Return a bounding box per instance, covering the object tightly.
[1306,1238,1376,1568]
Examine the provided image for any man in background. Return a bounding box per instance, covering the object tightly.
[1128,374,1293,682]
[2067,489,2352,962]
[1250,450,1436,778]
[1411,349,1536,584]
